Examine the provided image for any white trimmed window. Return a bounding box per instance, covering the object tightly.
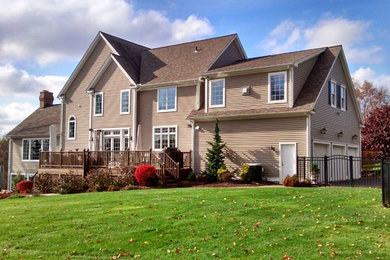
[22,138,49,161]
[330,81,336,107]
[94,92,103,116]
[102,128,130,151]
[340,85,346,110]
[120,90,130,114]
[158,87,176,112]
[153,126,177,151]
[68,116,76,140]
[209,79,225,108]
[268,72,287,103]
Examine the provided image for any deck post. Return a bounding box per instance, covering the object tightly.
[127,150,130,166]
[349,156,354,187]
[106,151,109,167]
[60,150,63,167]
[82,149,86,177]
[176,162,180,181]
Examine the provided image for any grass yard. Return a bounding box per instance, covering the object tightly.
[0,187,389,259]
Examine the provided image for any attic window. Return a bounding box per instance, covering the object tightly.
[268,71,287,103]
[68,116,76,140]
[94,92,103,116]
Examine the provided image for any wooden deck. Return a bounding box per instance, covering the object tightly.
[39,149,191,184]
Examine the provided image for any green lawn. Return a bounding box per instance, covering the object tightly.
[1,187,389,259]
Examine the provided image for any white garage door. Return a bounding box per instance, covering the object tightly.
[313,143,330,157]
[332,145,346,155]
[348,147,359,157]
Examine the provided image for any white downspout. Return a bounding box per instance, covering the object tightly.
[7,138,12,190]
[204,77,209,113]
[191,120,195,170]
[131,88,138,150]
[306,113,311,157]
[289,67,294,108]
[88,91,93,150]
[59,96,65,151]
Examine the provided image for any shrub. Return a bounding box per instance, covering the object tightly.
[239,163,251,182]
[0,190,13,199]
[12,173,25,191]
[107,185,120,191]
[86,169,114,191]
[17,180,33,194]
[116,167,137,187]
[178,180,192,187]
[34,173,58,193]
[58,173,86,194]
[283,175,312,187]
[217,166,234,182]
[134,165,158,186]
[186,171,197,182]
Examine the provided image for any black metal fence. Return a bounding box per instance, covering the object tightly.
[383,158,390,207]
[297,156,382,187]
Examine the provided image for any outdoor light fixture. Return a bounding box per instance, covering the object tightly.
[320,128,327,134]
[338,131,344,137]
[352,134,358,140]
[270,146,276,152]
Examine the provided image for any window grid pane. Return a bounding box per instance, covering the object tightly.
[42,139,49,151]
[113,138,121,151]
[23,140,29,160]
[211,80,224,106]
[95,94,102,114]
[69,122,75,138]
[154,127,177,150]
[158,88,176,111]
[270,74,285,101]
[121,91,129,113]
[30,139,41,160]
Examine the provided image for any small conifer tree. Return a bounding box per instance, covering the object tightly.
[205,120,226,181]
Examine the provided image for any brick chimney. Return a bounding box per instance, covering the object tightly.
[39,90,54,108]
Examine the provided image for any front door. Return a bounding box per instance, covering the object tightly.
[280,143,296,183]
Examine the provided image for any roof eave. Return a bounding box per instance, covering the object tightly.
[188,110,309,121]
[293,48,326,67]
[202,63,292,78]
[138,78,199,90]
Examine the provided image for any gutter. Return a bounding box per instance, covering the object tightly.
[188,110,309,121]
[137,78,198,90]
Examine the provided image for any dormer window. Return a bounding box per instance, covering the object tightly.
[268,72,287,103]
[329,81,336,108]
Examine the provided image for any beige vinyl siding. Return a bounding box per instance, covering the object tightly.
[63,38,112,151]
[209,40,244,70]
[92,61,132,129]
[194,117,307,179]
[208,70,291,112]
[294,55,318,102]
[137,86,196,151]
[311,57,360,148]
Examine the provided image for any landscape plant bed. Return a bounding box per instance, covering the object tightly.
[0,187,389,259]
[189,181,279,188]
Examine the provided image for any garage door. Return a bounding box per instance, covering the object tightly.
[313,143,330,157]
[332,145,346,155]
[348,147,359,157]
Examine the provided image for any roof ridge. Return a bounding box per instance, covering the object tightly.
[100,31,150,50]
[248,46,326,60]
[149,34,237,51]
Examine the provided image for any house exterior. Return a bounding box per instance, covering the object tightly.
[7,32,362,187]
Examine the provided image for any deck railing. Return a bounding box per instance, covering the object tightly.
[39,149,191,183]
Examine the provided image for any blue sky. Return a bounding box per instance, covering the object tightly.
[0,0,389,136]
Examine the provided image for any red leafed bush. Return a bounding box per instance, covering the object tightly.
[134,165,158,186]
[17,180,34,194]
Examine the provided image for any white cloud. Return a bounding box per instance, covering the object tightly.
[0,102,36,137]
[0,64,67,97]
[260,17,382,64]
[352,67,390,90]
[0,0,214,65]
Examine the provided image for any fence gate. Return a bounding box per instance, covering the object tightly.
[383,158,390,207]
[297,156,382,188]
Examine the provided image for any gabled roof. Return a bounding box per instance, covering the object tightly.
[187,46,342,120]
[205,47,325,75]
[6,105,61,138]
[139,34,237,85]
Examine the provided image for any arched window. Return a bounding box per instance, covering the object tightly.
[68,116,76,140]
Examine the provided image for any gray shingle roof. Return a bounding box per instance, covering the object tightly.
[6,104,61,138]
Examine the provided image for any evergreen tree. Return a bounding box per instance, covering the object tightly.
[205,120,226,181]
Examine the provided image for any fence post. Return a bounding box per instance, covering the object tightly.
[303,157,306,180]
[106,151,109,167]
[149,147,152,165]
[60,150,63,167]
[324,156,328,186]
[349,156,354,187]
[127,150,130,166]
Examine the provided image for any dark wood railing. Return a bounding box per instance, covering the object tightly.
[39,149,191,183]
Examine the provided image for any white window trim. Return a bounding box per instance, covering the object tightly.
[99,127,130,151]
[10,173,35,189]
[268,71,287,104]
[120,89,131,115]
[157,87,177,113]
[152,125,178,151]
[340,85,346,111]
[94,92,104,116]
[67,115,76,140]
[330,80,337,108]
[209,78,226,108]
[21,138,49,162]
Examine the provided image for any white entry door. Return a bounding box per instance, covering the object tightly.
[280,143,297,183]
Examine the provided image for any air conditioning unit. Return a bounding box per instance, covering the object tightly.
[242,86,251,96]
